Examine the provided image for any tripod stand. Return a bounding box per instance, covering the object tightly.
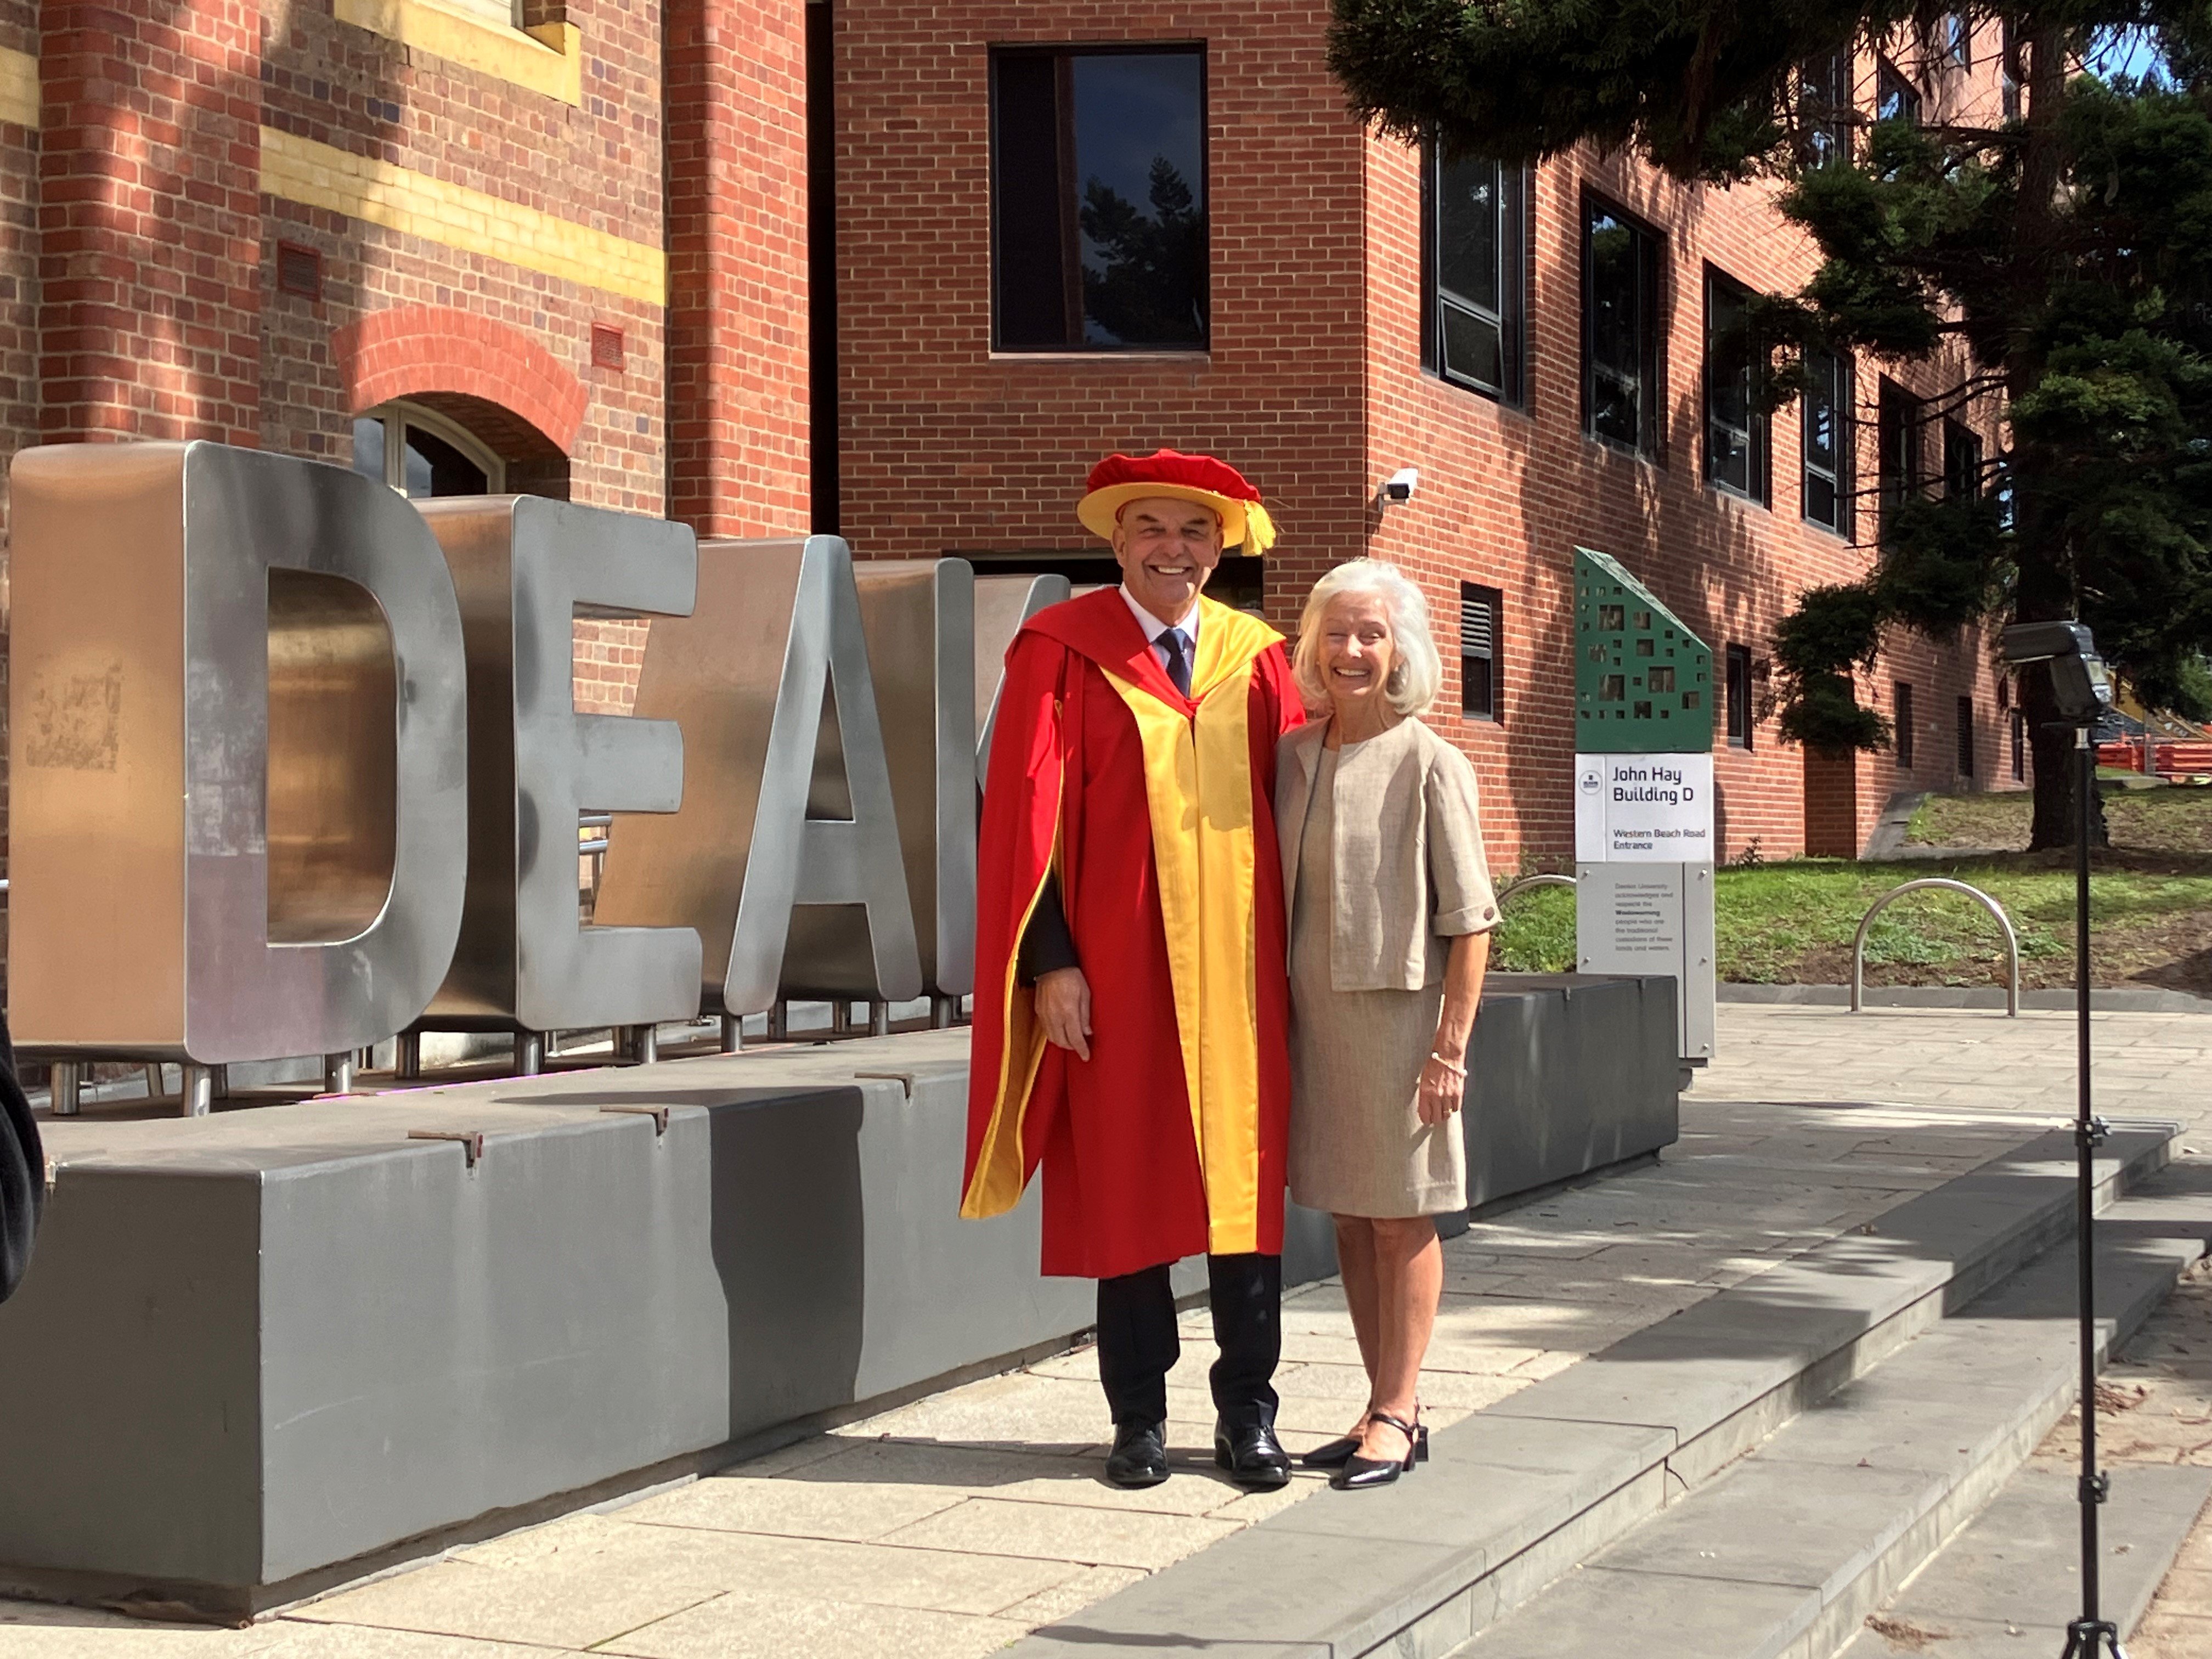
[2000,622,2123,1659]
[2058,721,2122,1659]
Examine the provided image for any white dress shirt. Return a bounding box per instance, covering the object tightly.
[1120,585,1202,675]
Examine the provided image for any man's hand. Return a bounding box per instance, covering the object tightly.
[1035,967,1093,1062]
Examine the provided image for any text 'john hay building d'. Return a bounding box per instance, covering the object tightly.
[0,0,2022,924]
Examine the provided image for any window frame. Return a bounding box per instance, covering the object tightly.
[1801,348,1854,537]
[1724,644,1755,749]
[1943,14,1971,70]
[1703,266,1770,506]
[1798,49,1854,168]
[352,400,506,497]
[986,41,1211,356]
[1581,193,1665,461]
[1894,680,1916,770]
[1877,377,1923,536]
[1943,417,1983,499]
[1459,582,1503,721]
[1876,60,1923,126]
[1421,150,1528,405]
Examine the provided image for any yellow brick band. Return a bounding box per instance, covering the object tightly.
[0,46,38,130]
[335,0,582,106]
[260,127,665,304]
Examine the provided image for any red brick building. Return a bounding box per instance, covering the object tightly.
[0,0,2024,916]
[826,4,2023,869]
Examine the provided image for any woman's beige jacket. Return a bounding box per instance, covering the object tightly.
[1276,715,1499,992]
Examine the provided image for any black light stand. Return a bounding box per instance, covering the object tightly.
[1999,621,2120,1659]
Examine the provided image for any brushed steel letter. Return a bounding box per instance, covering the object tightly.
[416,496,702,1034]
[8,442,469,1063]
[972,572,1072,787]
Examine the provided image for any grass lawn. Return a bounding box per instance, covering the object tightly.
[1493,783,2212,995]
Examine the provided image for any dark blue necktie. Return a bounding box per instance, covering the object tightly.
[1156,628,1193,698]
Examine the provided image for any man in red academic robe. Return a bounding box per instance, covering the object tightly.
[961,450,1304,1490]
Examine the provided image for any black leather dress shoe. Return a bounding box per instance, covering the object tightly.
[1214,1415,1292,1490]
[1105,1420,1169,1488]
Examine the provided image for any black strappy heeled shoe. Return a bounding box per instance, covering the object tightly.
[1329,1409,1421,1491]
[1305,1411,1429,1470]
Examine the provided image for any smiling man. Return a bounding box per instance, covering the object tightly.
[962,449,1306,1490]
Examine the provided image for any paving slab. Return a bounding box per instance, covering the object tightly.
[1834,1466,2212,1658]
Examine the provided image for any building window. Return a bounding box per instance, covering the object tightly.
[1423,153,1526,403]
[1944,418,1983,499]
[1943,14,1971,69]
[1956,695,1976,780]
[1725,644,1754,748]
[1583,199,1663,458]
[1799,49,1854,167]
[2011,709,2027,781]
[2001,21,2022,121]
[1876,61,1922,125]
[1878,379,1923,534]
[1894,680,1915,769]
[1802,349,1853,535]
[352,401,505,498]
[1459,583,1502,720]
[1705,269,1769,504]
[990,45,1208,353]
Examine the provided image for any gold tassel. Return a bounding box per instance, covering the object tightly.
[1241,501,1277,557]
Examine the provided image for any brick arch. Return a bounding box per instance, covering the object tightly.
[334,305,589,454]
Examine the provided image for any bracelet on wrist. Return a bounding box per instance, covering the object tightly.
[1427,1051,1467,1077]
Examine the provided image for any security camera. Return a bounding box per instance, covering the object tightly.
[1383,467,1419,503]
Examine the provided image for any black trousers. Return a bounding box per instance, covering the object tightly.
[1096,1252,1282,1431]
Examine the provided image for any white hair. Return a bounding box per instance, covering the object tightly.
[1291,559,1443,717]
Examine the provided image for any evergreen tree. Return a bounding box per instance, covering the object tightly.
[1329,2,2212,848]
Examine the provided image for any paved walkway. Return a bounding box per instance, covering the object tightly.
[7,1005,2211,1658]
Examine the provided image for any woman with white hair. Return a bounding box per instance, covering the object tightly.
[1277,558,1497,1491]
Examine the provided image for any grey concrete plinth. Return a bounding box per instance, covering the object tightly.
[0,976,1680,1620]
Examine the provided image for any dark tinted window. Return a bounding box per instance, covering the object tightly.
[1799,50,1853,167]
[1705,270,1768,503]
[1878,379,1922,535]
[2011,709,2026,781]
[1460,584,1502,720]
[404,425,488,499]
[1803,350,1852,533]
[991,47,1208,351]
[1894,680,1915,769]
[1944,419,1983,499]
[1957,696,1976,780]
[1584,201,1662,456]
[1725,645,1754,748]
[1426,154,1525,402]
[1876,63,1921,125]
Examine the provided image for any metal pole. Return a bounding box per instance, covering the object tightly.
[179,1063,215,1118]
[323,1052,356,1096]
[768,1001,788,1042]
[633,1024,659,1064]
[395,1031,422,1081]
[719,1013,744,1053]
[514,1031,544,1076]
[2062,724,2121,1659]
[49,1060,82,1118]
[868,1001,890,1037]
[931,995,956,1030]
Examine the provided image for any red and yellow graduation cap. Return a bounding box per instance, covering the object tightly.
[1076,448,1277,556]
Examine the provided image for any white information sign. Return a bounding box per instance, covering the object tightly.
[1573,752,1716,864]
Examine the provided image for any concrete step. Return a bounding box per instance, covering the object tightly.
[1008,1122,2180,1659]
[1448,1173,2212,1659]
[1833,1464,2212,1659]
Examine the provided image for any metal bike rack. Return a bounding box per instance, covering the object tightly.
[1498,873,1577,905]
[1850,878,2020,1016]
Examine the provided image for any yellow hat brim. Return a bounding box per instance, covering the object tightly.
[1077,482,1267,555]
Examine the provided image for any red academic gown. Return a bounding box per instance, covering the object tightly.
[961,588,1304,1280]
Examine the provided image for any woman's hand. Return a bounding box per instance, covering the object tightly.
[1417,1053,1464,1125]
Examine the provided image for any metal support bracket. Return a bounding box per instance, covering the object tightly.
[2079,1116,2111,1150]
[2080,1471,2111,1505]
[600,1103,670,1135]
[407,1128,485,1167]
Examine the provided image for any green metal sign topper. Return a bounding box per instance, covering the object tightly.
[1574,547,1714,754]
